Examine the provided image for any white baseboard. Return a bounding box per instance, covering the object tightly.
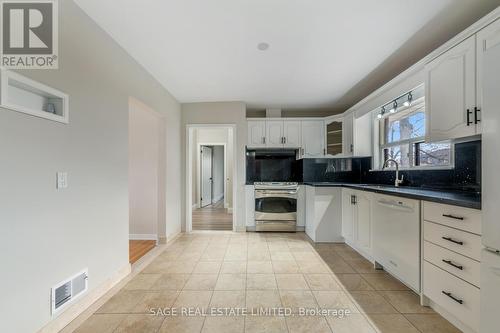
[234,225,246,232]
[212,193,224,203]
[129,233,157,241]
[166,230,182,243]
[224,202,229,209]
[227,208,233,213]
[192,203,198,210]
[246,226,305,232]
[38,264,131,333]
[53,232,185,333]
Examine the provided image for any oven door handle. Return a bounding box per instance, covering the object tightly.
[255,191,297,198]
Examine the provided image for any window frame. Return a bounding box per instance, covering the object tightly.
[375,96,454,170]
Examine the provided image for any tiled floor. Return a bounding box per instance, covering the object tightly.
[73,232,461,333]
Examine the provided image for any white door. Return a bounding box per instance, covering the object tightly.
[283,121,302,148]
[477,18,500,137]
[200,146,213,207]
[301,120,325,158]
[354,191,372,256]
[247,121,266,147]
[480,18,500,252]
[266,120,284,147]
[425,35,477,141]
[341,189,354,242]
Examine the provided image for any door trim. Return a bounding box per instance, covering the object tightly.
[186,124,237,233]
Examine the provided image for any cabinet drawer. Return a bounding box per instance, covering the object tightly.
[424,241,480,287]
[423,201,481,235]
[423,261,480,332]
[423,221,481,261]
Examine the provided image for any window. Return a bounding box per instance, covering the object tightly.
[378,86,452,169]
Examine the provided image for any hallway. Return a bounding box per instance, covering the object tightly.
[192,199,232,231]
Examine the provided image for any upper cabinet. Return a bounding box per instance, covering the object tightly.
[324,112,370,158]
[266,120,284,146]
[477,18,500,135]
[283,120,302,148]
[425,35,477,141]
[247,120,267,147]
[326,119,343,156]
[301,120,325,158]
[342,113,354,155]
[247,119,303,149]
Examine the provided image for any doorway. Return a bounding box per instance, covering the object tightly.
[193,144,231,230]
[128,98,165,262]
[186,125,236,232]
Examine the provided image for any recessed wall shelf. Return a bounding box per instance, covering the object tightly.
[0,69,69,124]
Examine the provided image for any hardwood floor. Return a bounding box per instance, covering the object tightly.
[193,199,232,231]
[129,240,156,264]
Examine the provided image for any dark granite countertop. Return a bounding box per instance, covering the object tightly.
[302,182,481,210]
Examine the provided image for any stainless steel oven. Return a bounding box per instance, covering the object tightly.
[254,182,298,232]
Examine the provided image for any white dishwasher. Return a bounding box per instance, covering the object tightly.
[372,193,421,292]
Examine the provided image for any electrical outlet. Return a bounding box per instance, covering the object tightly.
[56,172,68,189]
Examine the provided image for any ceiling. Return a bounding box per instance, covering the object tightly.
[74,0,500,112]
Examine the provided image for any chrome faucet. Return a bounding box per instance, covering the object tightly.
[383,158,404,187]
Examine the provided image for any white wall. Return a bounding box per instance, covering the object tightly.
[0,1,181,332]
[212,145,225,203]
[182,102,246,231]
[129,100,160,238]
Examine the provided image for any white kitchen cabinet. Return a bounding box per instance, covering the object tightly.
[342,113,354,155]
[476,18,500,136]
[341,189,373,258]
[304,186,343,242]
[425,35,478,141]
[283,120,302,148]
[341,189,355,242]
[325,112,371,157]
[301,120,325,158]
[266,120,284,147]
[325,119,343,156]
[372,193,421,292]
[247,119,303,148]
[354,190,372,257]
[247,121,266,147]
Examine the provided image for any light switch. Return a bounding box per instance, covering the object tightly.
[56,172,68,189]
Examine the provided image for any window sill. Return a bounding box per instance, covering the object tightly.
[369,165,455,172]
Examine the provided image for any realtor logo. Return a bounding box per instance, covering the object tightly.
[1,0,58,68]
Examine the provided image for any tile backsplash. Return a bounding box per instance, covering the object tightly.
[247,140,481,193]
[304,140,481,192]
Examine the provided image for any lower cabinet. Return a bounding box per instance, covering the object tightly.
[422,201,481,333]
[341,189,373,258]
[424,261,480,332]
[341,189,354,242]
[304,186,343,242]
